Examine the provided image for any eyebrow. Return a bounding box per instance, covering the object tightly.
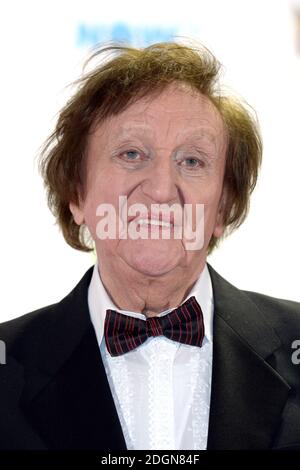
[112,124,154,139]
[112,125,219,145]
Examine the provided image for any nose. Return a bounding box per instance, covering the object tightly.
[140,153,179,204]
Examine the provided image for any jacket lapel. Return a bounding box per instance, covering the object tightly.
[0,355,47,449]
[206,263,291,449]
[20,268,127,450]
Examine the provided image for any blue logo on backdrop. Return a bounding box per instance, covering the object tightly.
[77,22,178,47]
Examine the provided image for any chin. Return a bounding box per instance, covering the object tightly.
[120,240,183,277]
[129,260,178,277]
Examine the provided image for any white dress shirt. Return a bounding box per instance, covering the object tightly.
[88,263,214,450]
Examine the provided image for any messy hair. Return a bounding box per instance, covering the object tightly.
[39,41,262,254]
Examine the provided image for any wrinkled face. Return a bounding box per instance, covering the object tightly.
[70,83,228,277]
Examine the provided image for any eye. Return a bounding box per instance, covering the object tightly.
[184,158,201,167]
[123,150,139,160]
[180,157,204,170]
[119,149,145,162]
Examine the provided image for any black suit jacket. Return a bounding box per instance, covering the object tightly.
[0,263,300,450]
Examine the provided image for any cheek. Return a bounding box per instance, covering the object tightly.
[188,183,223,234]
[82,178,125,241]
[189,181,222,211]
[84,171,112,210]
[204,193,222,224]
[80,196,97,240]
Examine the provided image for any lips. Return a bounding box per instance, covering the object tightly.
[128,211,181,227]
[134,219,174,229]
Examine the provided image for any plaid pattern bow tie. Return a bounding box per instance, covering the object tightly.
[104,296,205,357]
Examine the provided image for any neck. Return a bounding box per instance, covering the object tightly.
[97,257,206,318]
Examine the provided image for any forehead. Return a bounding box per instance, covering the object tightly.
[92,83,226,148]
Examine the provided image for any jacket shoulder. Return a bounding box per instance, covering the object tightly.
[0,266,94,362]
[242,289,300,320]
[0,303,60,351]
[242,289,300,343]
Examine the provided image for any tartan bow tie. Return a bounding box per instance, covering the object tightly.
[104,296,205,357]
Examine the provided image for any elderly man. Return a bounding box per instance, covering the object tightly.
[0,42,299,451]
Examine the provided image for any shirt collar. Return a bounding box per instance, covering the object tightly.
[88,262,214,347]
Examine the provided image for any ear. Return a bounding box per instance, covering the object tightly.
[213,186,228,239]
[69,201,85,226]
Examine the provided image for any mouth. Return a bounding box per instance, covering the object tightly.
[133,218,174,229]
[128,211,179,228]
